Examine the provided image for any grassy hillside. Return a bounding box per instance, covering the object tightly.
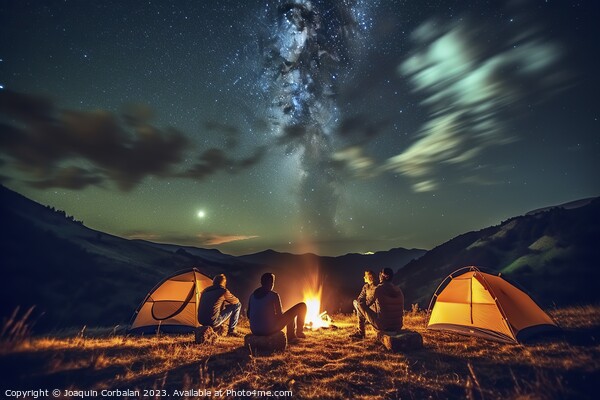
[1,306,598,399]
[395,199,600,308]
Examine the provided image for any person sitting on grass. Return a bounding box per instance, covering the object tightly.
[197,274,243,337]
[247,272,307,342]
[350,267,404,339]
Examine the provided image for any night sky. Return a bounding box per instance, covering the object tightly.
[1,0,598,256]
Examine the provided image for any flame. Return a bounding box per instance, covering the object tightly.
[303,285,331,330]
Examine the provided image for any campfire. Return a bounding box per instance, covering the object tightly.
[303,285,332,330]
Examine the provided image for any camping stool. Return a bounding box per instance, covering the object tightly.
[195,326,218,345]
[244,331,287,355]
[376,330,423,352]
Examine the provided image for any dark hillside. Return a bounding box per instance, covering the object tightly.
[395,198,600,307]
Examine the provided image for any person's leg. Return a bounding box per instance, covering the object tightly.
[227,302,241,331]
[214,302,241,333]
[360,304,379,330]
[357,303,380,331]
[289,302,306,337]
[353,300,367,335]
[275,302,307,339]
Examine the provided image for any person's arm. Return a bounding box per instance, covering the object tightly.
[365,286,376,308]
[224,289,240,305]
[273,292,283,316]
[357,284,367,303]
[373,286,382,313]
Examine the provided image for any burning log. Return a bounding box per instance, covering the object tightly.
[304,311,333,330]
[303,284,332,330]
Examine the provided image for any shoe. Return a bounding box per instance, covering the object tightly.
[227,330,244,338]
[295,331,306,339]
[349,330,365,340]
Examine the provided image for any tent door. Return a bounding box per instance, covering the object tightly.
[151,283,196,321]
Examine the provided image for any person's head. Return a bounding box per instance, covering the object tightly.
[213,274,227,287]
[379,268,393,283]
[364,270,376,285]
[260,272,275,290]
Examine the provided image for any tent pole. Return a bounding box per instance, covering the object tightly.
[470,275,474,325]
[193,268,199,328]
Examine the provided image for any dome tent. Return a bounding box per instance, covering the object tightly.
[427,266,559,343]
[129,267,213,334]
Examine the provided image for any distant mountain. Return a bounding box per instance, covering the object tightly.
[394,197,600,308]
[0,185,424,330]
[525,197,597,215]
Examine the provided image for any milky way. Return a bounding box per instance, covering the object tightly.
[259,0,375,239]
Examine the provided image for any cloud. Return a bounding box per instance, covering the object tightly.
[385,112,475,178]
[386,16,565,191]
[331,146,376,178]
[180,146,266,180]
[412,180,437,193]
[124,231,163,242]
[204,121,241,149]
[460,175,501,186]
[199,234,259,246]
[124,230,259,246]
[27,166,105,190]
[0,90,267,190]
[0,90,189,190]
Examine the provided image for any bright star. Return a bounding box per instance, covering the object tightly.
[197,210,206,219]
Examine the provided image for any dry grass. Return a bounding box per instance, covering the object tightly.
[0,306,598,399]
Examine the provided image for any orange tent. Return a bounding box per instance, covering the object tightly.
[129,268,212,334]
[427,267,558,343]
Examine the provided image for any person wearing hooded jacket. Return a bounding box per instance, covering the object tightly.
[197,274,242,337]
[247,272,307,341]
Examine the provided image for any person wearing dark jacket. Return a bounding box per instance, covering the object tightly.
[350,267,404,339]
[198,274,242,337]
[247,272,307,341]
[352,270,377,337]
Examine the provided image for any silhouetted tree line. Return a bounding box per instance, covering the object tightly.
[45,205,84,225]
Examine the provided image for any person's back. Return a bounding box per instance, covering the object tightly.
[247,272,307,340]
[197,274,242,336]
[248,287,281,335]
[374,280,404,331]
[198,284,227,326]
